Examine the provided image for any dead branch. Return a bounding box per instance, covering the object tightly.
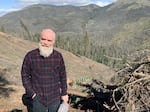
[124,76,150,87]
[67,89,90,98]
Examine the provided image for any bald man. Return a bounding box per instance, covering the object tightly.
[21,29,68,112]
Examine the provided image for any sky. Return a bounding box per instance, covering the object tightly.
[0,0,117,16]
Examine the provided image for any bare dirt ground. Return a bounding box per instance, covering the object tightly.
[0,85,26,112]
[0,85,84,112]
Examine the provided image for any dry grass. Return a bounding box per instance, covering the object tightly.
[0,85,26,112]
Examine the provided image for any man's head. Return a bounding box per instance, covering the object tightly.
[39,29,56,57]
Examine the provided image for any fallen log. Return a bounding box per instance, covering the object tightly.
[67,89,90,98]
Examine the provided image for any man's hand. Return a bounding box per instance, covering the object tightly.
[61,95,69,105]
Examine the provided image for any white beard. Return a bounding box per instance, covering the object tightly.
[39,43,53,58]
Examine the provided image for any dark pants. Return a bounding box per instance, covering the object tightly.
[33,96,60,112]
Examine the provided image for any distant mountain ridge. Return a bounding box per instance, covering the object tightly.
[0,0,149,65]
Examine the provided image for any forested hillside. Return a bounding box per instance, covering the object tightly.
[0,0,149,69]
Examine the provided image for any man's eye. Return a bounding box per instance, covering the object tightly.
[41,38,46,40]
[41,38,52,41]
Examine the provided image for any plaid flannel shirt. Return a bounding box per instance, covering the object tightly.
[21,49,67,106]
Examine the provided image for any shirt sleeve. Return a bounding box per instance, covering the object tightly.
[21,53,35,97]
[59,54,68,96]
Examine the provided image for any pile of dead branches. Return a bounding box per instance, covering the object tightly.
[68,51,150,112]
[68,79,117,112]
[113,55,150,112]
